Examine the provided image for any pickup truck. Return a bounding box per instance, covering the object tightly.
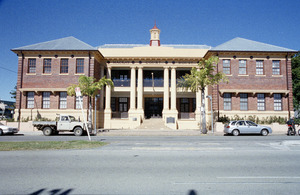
[33,114,91,136]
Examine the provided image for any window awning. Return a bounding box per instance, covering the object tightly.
[219,89,290,96]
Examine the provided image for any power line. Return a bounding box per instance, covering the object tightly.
[0,66,17,74]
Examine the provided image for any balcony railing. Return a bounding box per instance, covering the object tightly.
[178,112,195,119]
[113,79,130,87]
[143,78,164,87]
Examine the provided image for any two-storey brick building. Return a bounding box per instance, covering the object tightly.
[11,25,297,130]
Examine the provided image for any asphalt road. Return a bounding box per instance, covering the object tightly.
[1,135,300,195]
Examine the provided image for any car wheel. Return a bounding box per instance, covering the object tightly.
[261,129,269,136]
[288,129,293,136]
[298,130,300,136]
[232,129,239,136]
[0,129,3,136]
[43,127,52,136]
[74,127,83,136]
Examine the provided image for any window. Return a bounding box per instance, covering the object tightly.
[43,59,51,73]
[223,60,230,74]
[274,94,282,111]
[272,60,280,75]
[239,60,247,75]
[180,98,189,112]
[111,97,116,112]
[60,59,68,74]
[257,93,265,111]
[76,59,84,74]
[42,92,50,109]
[237,121,246,126]
[240,93,248,111]
[59,92,67,109]
[75,96,83,109]
[28,59,36,73]
[119,97,128,112]
[256,60,264,75]
[27,92,34,108]
[224,93,232,110]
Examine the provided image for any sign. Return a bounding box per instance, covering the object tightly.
[75,87,82,97]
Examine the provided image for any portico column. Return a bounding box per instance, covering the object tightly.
[104,66,112,128]
[100,66,104,110]
[105,66,111,111]
[163,67,169,117]
[171,67,177,110]
[129,66,136,110]
[137,67,144,119]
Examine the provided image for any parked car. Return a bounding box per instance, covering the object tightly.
[0,122,19,135]
[224,120,272,136]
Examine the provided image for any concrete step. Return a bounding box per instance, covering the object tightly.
[139,118,171,130]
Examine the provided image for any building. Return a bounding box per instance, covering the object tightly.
[11,24,297,130]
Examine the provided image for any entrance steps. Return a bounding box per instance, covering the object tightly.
[139,118,171,130]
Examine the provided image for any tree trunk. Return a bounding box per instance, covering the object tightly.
[201,88,207,134]
[88,97,92,123]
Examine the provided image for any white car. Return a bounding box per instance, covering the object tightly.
[224,120,272,136]
[0,122,19,135]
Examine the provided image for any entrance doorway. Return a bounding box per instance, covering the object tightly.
[144,97,163,119]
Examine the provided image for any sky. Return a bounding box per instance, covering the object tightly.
[0,0,299,101]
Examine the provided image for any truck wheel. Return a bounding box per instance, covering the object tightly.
[43,127,52,136]
[74,127,83,136]
[0,129,3,136]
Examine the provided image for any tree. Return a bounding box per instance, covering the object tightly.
[292,52,300,110]
[67,75,114,124]
[178,56,228,133]
[10,85,17,99]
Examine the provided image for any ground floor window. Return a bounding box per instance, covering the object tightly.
[240,93,248,111]
[119,97,128,112]
[274,93,282,111]
[59,92,67,109]
[224,93,231,110]
[27,92,34,108]
[257,93,265,110]
[42,92,50,109]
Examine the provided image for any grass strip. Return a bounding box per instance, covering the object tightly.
[0,140,108,151]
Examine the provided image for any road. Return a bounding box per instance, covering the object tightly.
[1,135,300,195]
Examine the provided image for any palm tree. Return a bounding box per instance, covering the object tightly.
[178,56,228,133]
[67,75,114,124]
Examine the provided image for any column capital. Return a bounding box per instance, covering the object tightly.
[130,65,137,69]
[164,66,170,69]
[137,65,144,69]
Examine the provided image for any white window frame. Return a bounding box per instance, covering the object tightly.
[224,93,232,110]
[59,92,67,109]
[42,92,50,109]
[257,93,265,111]
[274,94,282,111]
[239,60,247,75]
[256,60,264,75]
[272,60,280,75]
[240,93,248,111]
[223,60,231,75]
[27,92,34,108]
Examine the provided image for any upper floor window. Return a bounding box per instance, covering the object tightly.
[27,92,34,108]
[256,60,264,75]
[224,93,232,110]
[60,59,68,74]
[272,60,280,75]
[42,92,50,109]
[223,60,230,75]
[28,59,36,73]
[76,59,84,74]
[239,60,247,75]
[43,59,51,74]
[257,93,265,111]
[274,93,282,111]
[240,93,248,110]
[59,92,67,109]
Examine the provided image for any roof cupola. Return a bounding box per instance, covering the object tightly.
[150,22,160,46]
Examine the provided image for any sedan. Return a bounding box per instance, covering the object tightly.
[224,120,272,136]
[0,122,19,135]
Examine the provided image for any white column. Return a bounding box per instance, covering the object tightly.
[137,67,143,110]
[171,67,177,110]
[100,66,104,110]
[130,66,136,110]
[163,67,169,110]
[105,67,111,110]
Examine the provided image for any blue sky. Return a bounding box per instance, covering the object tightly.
[0,0,299,101]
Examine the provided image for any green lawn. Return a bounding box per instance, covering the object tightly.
[0,140,108,151]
